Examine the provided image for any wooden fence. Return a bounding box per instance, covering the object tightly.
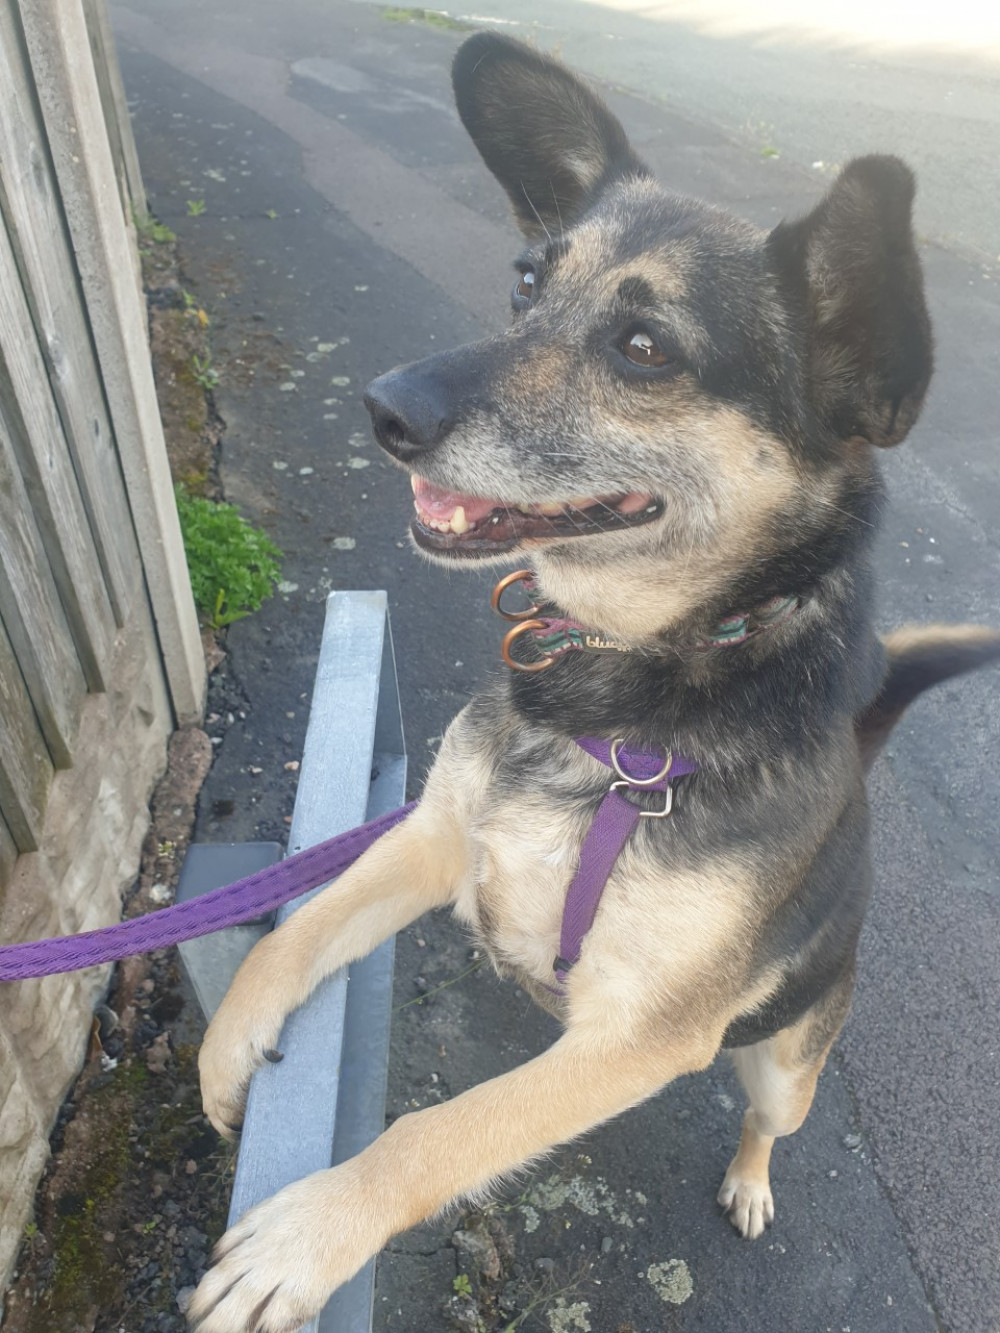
[0,0,205,887]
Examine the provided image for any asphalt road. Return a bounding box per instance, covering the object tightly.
[112,3,1000,1329]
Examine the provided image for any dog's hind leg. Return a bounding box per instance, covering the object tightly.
[719,971,854,1238]
[199,794,469,1137]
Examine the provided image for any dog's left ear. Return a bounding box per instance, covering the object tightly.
[452,32,647,239]
[768,156,933,447]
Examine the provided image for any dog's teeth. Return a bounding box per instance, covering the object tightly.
[567,495,595,508]
[535,502,565,516]
[450,505,471,535]
[645,504,658,513]
[410,475,419,493]
[517,504,536,515]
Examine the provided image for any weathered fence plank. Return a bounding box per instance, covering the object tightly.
[18,0,205,725]
[80,0,146,221]
[0,404,86,770]
[0,809,16,888]
[0,0,142,627]
[0,215,118,693]
[0,612,52,851]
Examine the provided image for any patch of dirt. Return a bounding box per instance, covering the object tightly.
[141,225,224,497]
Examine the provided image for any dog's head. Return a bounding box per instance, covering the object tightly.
[365,33,932,640]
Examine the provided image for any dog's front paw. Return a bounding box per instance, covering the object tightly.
[717,1170,774,1240]
[198,982,285,1138]
[188,1165,378,1332]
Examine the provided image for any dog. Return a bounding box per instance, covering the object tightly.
[189,32,1000,1332]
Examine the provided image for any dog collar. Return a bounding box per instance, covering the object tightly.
[491,570,802,673]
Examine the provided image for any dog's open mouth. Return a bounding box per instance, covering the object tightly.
[410,477,662,555]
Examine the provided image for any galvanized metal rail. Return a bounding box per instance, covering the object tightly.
[177,590,407,1332]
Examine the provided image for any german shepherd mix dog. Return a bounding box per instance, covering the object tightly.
[190,34,999,1332]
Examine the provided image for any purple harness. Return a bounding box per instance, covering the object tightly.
[0,739,695,986]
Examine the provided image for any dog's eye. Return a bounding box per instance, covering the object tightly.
[622,330,671,368]
[513,268,535,308]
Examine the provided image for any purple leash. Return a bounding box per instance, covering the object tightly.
[0,804,416,982]
[0,739,695,986]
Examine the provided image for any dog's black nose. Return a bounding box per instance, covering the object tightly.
[364,367,451,462]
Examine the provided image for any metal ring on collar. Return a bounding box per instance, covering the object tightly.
[501,620,555,672]
[609,737,673,786]
[491,568,541,622]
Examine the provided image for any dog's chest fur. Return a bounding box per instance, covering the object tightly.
[424,678,871,1039]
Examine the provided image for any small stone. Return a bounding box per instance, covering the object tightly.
[452,1216,500,1280]
[176,1286,196,1314]
[145,1032,171,1074]
[829,1169,838,1178]
[184,1159,198,1175]
[600,1236,614,1254]
[843,1133,862,1151]
[535,1257,555,1273]
[299,466,315,476]
[248,765,263,775]
[149,883,171,905]
[332,536,356,551]
[284,761,300,772]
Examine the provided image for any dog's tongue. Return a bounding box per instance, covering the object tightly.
[412,477,496,524]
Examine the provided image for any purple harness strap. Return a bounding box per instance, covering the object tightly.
[554,741,698,984]
[0,739,696,986]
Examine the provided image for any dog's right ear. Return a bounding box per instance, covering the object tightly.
[452,32,646,239]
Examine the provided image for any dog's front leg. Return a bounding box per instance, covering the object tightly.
[188,1025,720,1333]
[199,799,467,1137]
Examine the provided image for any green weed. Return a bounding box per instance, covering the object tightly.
[186,199,207,216]
[134,210,176,245]
[191,353,220,390]
[174,485,283,629]
[381,6,470,30]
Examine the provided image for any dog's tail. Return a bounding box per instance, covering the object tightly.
[856,624,1000,770]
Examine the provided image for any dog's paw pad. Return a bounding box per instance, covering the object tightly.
[717,1175,774,1240]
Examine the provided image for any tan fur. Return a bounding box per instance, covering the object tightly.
[533,409,809,642]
